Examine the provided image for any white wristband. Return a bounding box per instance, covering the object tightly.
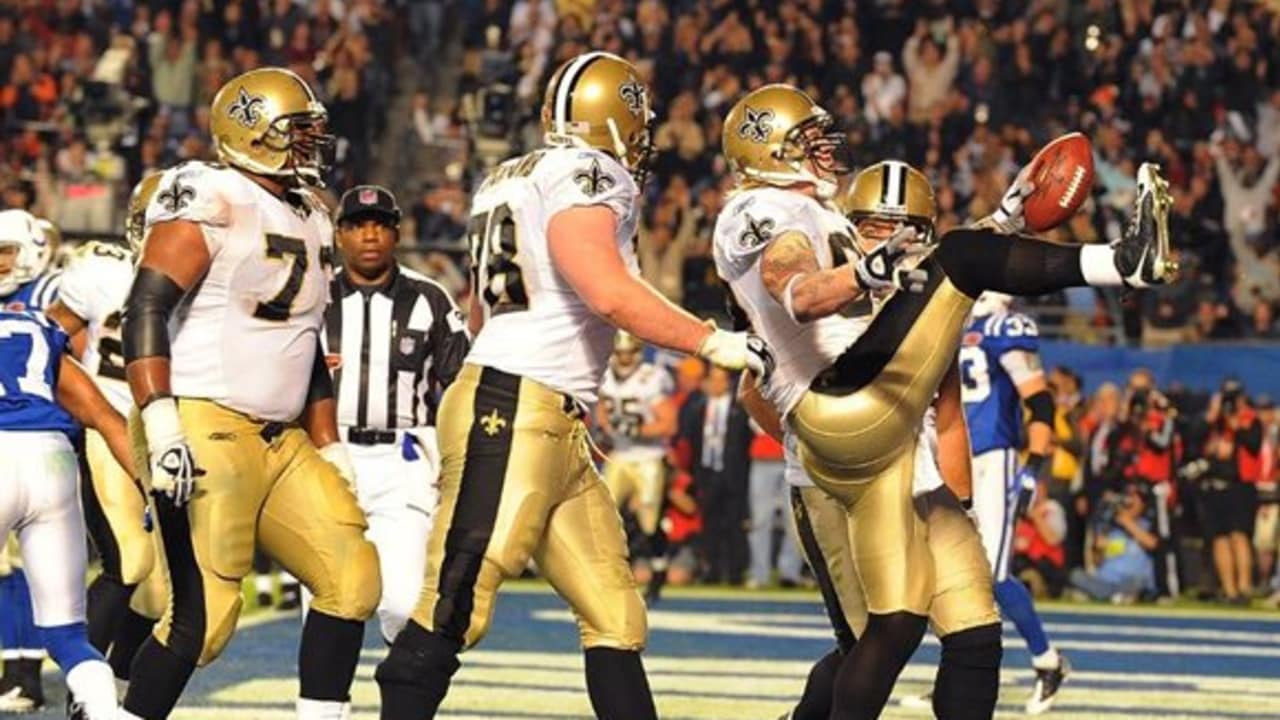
[140,397,184,453]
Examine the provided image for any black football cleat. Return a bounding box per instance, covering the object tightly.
[1026,653,1071,715]
[1113,163,1176,287]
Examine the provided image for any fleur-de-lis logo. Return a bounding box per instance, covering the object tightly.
[738,214,776,248]
[157,178,195,214]
[618,78,646,116]
[737,106,775,144]
[227,88,266,128]
[573,159,616,197]
[480,408,508,437]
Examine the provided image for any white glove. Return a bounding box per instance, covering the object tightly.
[987,162,1036,233]
[318,442,357,486]
[141,397,203,506]
[854,225,931,293]
[696,328,776,383]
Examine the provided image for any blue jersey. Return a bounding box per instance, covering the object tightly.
[0,310,77,433]
[1,272,61,312]
[960,312,1040,455]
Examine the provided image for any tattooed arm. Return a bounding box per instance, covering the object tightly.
[759,230,865,322]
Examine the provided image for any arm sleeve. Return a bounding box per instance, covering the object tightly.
[427,286,471,390]
[998,348,1045,387]
[304,337,335,406]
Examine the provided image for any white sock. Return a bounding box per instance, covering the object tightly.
[296,698,351,720]
[279,571,298,587]
[1031,647,1061,671]
[117,712,146,720]
[64,659,118,718]
[255,574,273,595]
[1079,245,1123,286]
[18,649,44,660]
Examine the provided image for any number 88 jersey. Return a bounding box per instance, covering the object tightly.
[465,147,640,404]
[57,241,135,414]
[144,161,335,422]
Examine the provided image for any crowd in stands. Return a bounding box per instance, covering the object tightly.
[2,2,1279,603]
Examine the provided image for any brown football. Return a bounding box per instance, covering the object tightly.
[1023,132,1095,232]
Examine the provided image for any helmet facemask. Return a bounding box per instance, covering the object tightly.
[611,113,655,187]
[261,109,334,187]
[776,113,850,200]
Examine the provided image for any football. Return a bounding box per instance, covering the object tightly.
[1022,132,1095,232]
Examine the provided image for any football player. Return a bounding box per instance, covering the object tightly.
[0,308,140,719]
[714,83,1173,719]
[0,208,59,710]
[597,332,676,601]
[375,51,767,720]
[728,157,995,720]
[960,292,1069,713]
[119,68,379,720]
[45,174,172,688]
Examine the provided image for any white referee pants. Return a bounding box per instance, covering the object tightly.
[349,429,441,643]
[971,448,1019,583]
[0,431,88,627]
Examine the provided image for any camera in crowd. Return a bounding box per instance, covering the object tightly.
[1093,481,1154,531]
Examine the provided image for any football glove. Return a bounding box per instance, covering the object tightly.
[141,397,204,506]
[1012,465,1038,518]
[854,225,930,294]
[318,442,357,486]
[696,328,777,384]
[986,163,1037,233]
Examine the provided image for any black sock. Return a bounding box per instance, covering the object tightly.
[933,623,1002,720]
[583,647,657,720]
[791,647,844,720]
[375,620,461,720]
[933,229,1085,298]
[86,574,136,653]
[123,638,197,720]
[108,609,158,681]
[299,610,365,701]
[832,611,927,720]
[18,658,42,697]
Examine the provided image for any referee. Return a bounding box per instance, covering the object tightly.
[325,184,470,642]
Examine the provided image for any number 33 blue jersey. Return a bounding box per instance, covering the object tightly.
[0,310,76,434]
[959,312,1039,455]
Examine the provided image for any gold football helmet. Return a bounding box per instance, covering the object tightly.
[611,331,643,377]
[722,84,848,199]
[542,51,654,181]
[837,160,937,246]
[210,67,332,186]
[125,172,163,253]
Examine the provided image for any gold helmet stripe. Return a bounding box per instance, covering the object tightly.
[553,51,608,129]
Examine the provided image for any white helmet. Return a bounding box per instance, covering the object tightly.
[0,209,51,296]
[970,291,1013,318]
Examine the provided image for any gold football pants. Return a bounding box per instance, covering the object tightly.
[410,364,645,651]
[790,273,991,619]
[130,399,379,666]
[83,428,169,619]
[791,485,997,640]
[603,455,667,535]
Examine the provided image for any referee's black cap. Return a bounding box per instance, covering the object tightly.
[337,185,401,226]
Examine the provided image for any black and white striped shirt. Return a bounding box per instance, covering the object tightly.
[326,265,470,429]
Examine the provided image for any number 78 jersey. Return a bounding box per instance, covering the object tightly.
[465,147,640,404]
[144,162,335,422]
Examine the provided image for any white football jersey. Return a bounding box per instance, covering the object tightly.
[713,187,868,416]
[57,242,135,414]
[145,162,334,421]
[600,362,673,460]
[466,147,640,404]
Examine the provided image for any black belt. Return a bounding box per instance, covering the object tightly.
[347,427,399,445]
[480,366,586,419]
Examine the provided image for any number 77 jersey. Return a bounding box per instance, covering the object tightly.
[465,147,640,404]
[144,161,335,422]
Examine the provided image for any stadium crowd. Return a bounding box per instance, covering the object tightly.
[1,1,1279,607]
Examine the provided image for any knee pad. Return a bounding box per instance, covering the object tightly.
[335,537,382,621]
[940,623,1002,670]
[580,588,647,652]
[40,622,103,673]
[374,621,461,687]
